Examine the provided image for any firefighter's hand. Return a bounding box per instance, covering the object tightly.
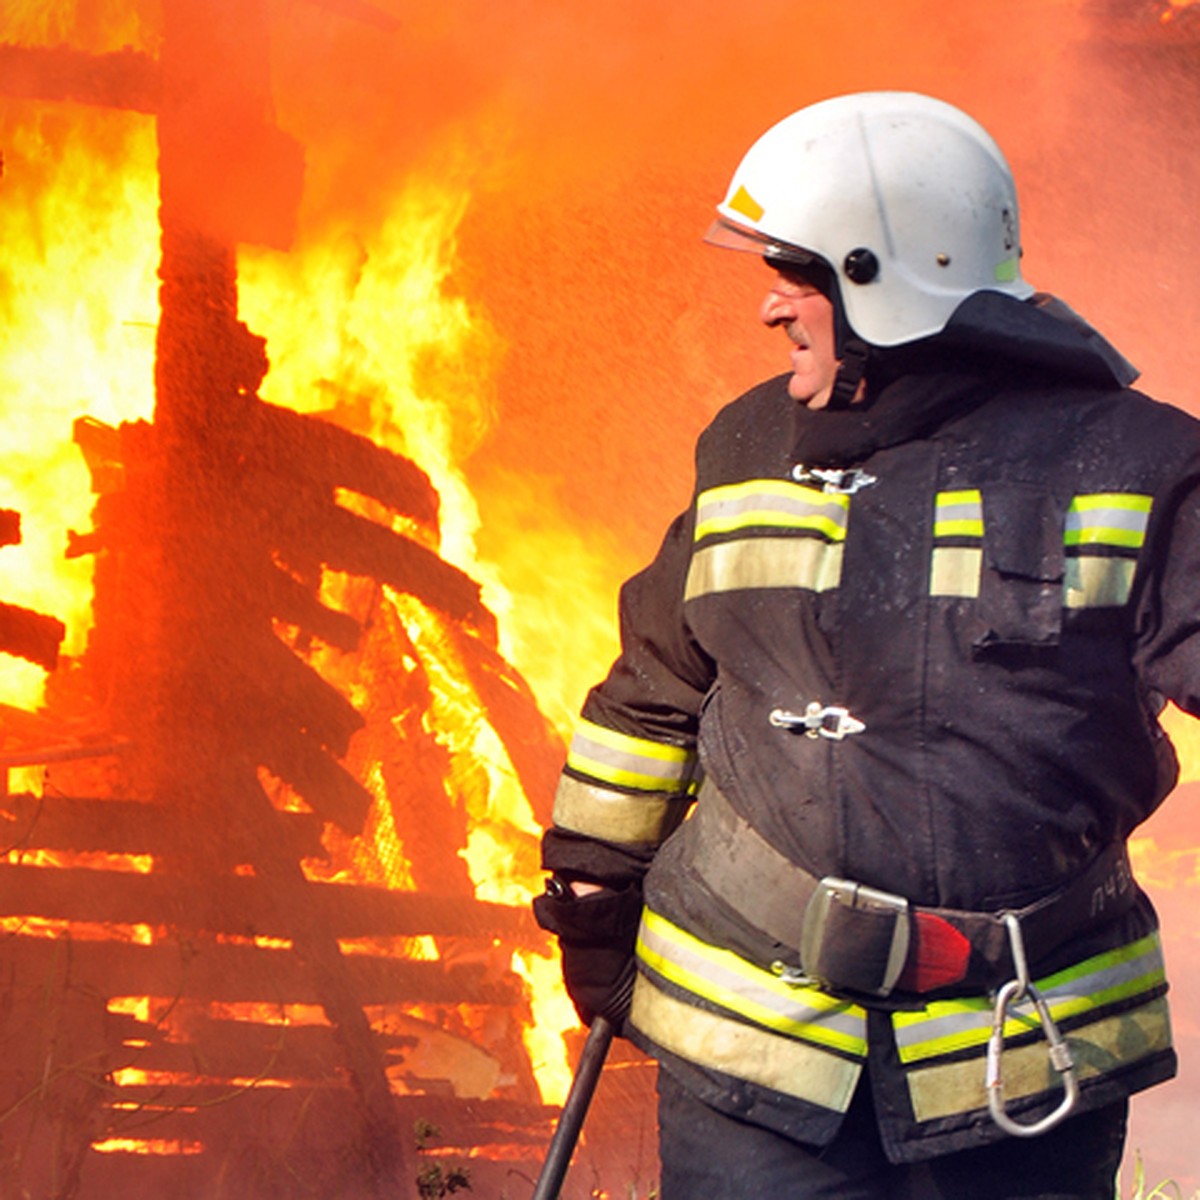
[532,878,641,1030]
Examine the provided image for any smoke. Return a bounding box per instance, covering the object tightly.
[262,2,1200,1181]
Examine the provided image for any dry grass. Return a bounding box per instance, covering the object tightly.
[1123,1152,1200,1200]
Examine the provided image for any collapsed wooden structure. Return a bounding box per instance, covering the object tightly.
[0,3,580,1195]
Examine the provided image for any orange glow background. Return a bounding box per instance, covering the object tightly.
[3,0,1200,1191]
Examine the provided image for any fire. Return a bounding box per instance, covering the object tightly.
[0,106,158,710]
[1160,0,1200,23]
[91,1138,204,1156]
[1,14,602,1129]
[237,166,586,1100]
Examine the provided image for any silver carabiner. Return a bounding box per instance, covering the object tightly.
[985,913,1079,1138]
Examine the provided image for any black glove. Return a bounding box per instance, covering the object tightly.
[533,878,642,1029]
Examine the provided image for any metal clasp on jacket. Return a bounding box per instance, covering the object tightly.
[769,702,866,740]
[985,912,1079,1138]
[792,464,877,495]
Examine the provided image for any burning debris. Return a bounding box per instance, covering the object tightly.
[0,2,573,1196]
[1,510,67,672]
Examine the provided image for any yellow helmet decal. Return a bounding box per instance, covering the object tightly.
[728,184,765,223]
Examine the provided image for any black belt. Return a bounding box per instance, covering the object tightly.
[687,780,1138,998]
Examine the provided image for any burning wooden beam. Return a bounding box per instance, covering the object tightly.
[0,43,159,112]
[0,601,65,672]
[0,935,521,1008]
[0,861,542,945]
[0,509,66,671]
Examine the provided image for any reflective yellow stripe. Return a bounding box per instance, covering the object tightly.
[565,719,697,793]
[933,489,983,539]
[630,972,863,1113]
[928,489,1149,605]
[636,908,867,1056]
[930,490,983,597]
[929,547,982,598]
[1064,556,1137,608]
[552,775,692,845]
[893,933,1166,1064]
[695,480,850,543]
[906,995,1172,1123]
[685,537,843,600]
[1064,493,1153,549]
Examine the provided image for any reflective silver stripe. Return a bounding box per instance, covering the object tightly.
[893,933,1166,1063]
[636,907,867,1055]
[695,480,850,543]
[685,537,844,600]
[630,972,863,1112]
[929,547,982,598]
[630,971,863,1112]
[928,489,1148,605]
[552,775,692,845]
[906,995,1171,1123]
[565,718,697,793]
[1064,493,1153,549]
[933,489,983,539]
[1064,556,1137,609]
[930,490,983,598]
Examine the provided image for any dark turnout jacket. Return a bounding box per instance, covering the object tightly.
[540,294,1200,1162]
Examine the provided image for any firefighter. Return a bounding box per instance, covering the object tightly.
[534,91,1198,1198]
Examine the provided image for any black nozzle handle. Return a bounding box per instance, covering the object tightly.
[530,1015,616,1200]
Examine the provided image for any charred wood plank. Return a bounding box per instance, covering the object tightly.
[256,724,372,835]
[0,794,326,861]
[0,863,542,943]
[282,503,496,640]
[249,402,440,530]
[0,601,66,671]
[0,43,160,112]
[265,563,362,652]
[90,1088,555,1149]
[75,1093,555,1200]
[0,933,521,1007]
[208,628,365,759]
[99,1009,506,1096]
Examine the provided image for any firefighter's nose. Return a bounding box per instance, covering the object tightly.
[760,285,795,328]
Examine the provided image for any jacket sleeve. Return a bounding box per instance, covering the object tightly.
[541,502,716,888]
[1131,452,1200,719]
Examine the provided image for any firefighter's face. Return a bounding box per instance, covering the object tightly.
[760,268,840,408]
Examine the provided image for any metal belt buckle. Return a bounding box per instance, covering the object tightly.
[800,877,911,998]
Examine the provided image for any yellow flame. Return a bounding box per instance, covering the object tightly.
[0,106,158,708]
[91,1138,204,1156]
[238,166,587,1102]
[511,947,575,1104]
[2,0,148,51]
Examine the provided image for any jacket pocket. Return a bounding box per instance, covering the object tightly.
[974,483,1064,650]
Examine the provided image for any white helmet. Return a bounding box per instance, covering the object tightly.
[706,91,1034,348]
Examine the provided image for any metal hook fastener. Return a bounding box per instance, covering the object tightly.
[769,703,866,741]
[985,913,1079,1138]
[791,464,878,495]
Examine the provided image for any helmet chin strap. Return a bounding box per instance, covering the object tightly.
[828,337,870,409]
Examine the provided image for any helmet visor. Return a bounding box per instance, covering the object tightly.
[703,215,823,269]
[705,216,837,300]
